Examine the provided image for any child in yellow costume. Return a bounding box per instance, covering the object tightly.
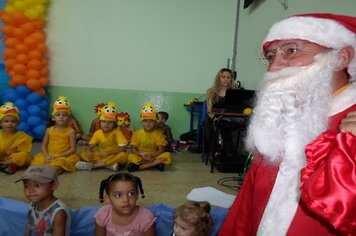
[127,102,172,172]
[76,102,128,171]
[0,102,32,175]
[32,96,79,173]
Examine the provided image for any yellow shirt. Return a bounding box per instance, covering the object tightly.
[47,126,74,155]
[130,129,166,154]
[90,129,128,152]
[0,130,32,157]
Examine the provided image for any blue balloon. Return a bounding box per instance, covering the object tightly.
[26,92,42,104]
[27,115,41,127]
[40,110,48,119]
[15,85,30,98]
[38,100,49,110]
[17,122,30,133]
[33,124,46,140]
[19,110,29,121]
[27,104,41,116]
[14,99,29,110]
[3,88,19,102]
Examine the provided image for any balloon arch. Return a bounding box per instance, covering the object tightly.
[0,0,49,140]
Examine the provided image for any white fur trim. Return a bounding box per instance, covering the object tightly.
[330,81,356,115]
[263,16,356,81]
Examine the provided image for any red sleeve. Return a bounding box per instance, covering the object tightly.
[218,156,276,236]
[301,132,356,235]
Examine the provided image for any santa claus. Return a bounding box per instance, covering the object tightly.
[219,13,356,235]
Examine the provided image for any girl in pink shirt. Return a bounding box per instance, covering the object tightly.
[95,173,156,236]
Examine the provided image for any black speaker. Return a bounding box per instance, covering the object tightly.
[214,154,247,173]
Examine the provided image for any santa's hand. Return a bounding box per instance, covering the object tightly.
[340,111,356,135]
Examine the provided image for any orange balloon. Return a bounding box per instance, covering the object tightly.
[12,75,27,85]
[32,20,45,30]
[13,63,27,75]
[8,70,15,77]
[4,58,17,70]
[40,67,49,77]
[15,43,29,54]
[21,22,35,34]
[28,50,42,60]
[39,77,48,87]
[35,88,46,96]
[31,32,45,43]
[12,12,27,25]
[1,13,13,25]
[37,43,47,53]
[16,53,30,64]
[27,59,42,70]
[8,79,16,87]
[4,37,19,48]
[41,58,48,66]
[24,36,37,49]
[3,48,17,58]
[26,69,41,79]
[1,25,15,36]
[13,28,27,40]
[27,79,41,90]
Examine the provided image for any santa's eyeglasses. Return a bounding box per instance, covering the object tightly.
[259,42,304,66]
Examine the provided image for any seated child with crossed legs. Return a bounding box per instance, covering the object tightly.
[127,102,172,172]
[173,201,212,236]
[0,102,32,174]
[16,165,71,235]
[76,102,128,171]
[32,96,80,174]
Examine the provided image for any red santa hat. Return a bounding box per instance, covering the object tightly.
[262,13,356,80]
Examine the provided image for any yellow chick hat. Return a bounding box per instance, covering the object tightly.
[140,102,157,121]
[99,101,118,121]
[0,102,19,121]
[52,96,71,115]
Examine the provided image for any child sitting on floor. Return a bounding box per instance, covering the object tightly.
[117,112,135,143]
[76,102,128,172]
[32,96,79,174]
[127,102,172,172]
[16,165,71,235]
[173,201,212,236]
[156,111,176,152]
[0,102,32,175]
[88,102,106,137]
[95,173,156,235]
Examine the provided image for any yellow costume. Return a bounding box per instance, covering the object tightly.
[128,129,172,165]
[80,129,128,165]
[32,126,79,172]
[0,130,32,167]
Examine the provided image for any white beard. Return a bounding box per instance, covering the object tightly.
[249,50,342,236]
[246,50,341,168]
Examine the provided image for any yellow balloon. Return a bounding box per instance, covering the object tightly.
[5,5,17,14]
[24,0,36,7]
[14,0,27,10]
[24,8,39,19]
[35,4,45,15]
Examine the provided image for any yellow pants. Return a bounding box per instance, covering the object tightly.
[128,152,172,165]
[1,152,31,167]
[79,151,128,165]
[32,153,80,172]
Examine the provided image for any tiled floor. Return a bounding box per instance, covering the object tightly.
[1,143,239,209]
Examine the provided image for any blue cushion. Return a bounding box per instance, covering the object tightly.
[0,197,228,235]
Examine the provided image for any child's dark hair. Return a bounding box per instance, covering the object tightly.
[158,111,169,121]
[99,173,145,203]
[175,201,212,236]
